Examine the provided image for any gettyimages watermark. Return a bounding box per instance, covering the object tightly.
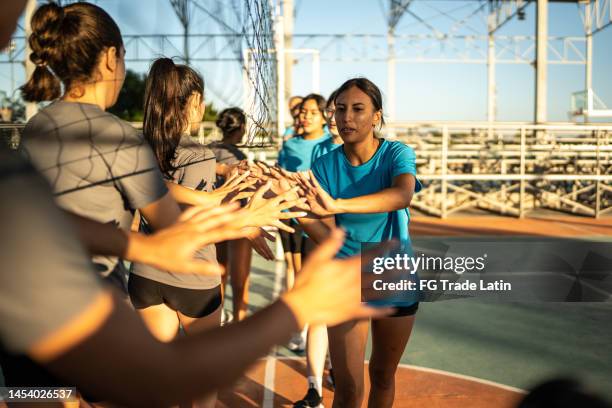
[360,237,612,305]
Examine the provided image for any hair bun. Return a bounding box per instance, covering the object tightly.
[29,2,65,64]
[216,108,246,134]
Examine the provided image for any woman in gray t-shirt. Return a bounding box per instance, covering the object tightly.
[128,59,224,374]
[209,108,252,322]
[18,2,180,295]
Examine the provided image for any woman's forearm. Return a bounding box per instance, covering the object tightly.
[63,210,130,257]
[165,181,222,207]
[335,187,413,214]
[47,296,299,408]
[298,216,333,244]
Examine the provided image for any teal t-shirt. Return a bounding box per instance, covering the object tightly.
[278,132,331,172]
[311,139,422,259]
[312,138,342,162]
[312,139,422,307]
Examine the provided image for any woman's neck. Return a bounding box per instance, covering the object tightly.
[303,127,325,140]
[62,83,108,111]
[343,134,379,166]
[222,136,236,145]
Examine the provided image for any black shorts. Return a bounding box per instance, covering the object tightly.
[128,274,222,318]
[388,302,419,317]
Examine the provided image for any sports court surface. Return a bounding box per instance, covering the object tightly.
[1,213,610,407]
[218,213,612,407]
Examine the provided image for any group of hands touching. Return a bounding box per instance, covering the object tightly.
[130,160,393,328]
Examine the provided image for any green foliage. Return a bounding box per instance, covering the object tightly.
[204,101,218,122]
[108,69,220,124]
[108,70,146,121]
[0,91,25,123]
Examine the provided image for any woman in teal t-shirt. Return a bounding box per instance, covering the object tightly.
[299,77,422,408]
[277,94,330,295]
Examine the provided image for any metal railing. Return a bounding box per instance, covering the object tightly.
[381,122,612,218]
[4,121,611,218]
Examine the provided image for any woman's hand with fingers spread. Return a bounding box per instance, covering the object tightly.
[126,203,253,276]
[216,170,258,203]
[242,227,275,260]
[295,171,340,218]
[238,182,308,233]
[281,228,393,328]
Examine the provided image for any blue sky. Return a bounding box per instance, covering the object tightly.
[2,0,611,122]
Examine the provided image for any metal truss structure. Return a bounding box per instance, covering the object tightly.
[0,31,588,66]
[2,0,611,124]
[290,33,586,65]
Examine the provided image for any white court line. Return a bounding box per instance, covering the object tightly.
[259,356,526,397]
[262,356,277,407]
[262,255,286,408]
[398,363,527,394]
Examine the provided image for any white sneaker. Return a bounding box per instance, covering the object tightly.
[221,309,233,326]
[287,332,306,352]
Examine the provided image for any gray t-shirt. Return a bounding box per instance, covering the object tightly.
[19,101,168,288]
[208,141,247,165]
[131,135,220,289]
[0,150,106,355]
[208,140,246,186]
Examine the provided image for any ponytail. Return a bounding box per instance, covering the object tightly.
[143,58,204,178]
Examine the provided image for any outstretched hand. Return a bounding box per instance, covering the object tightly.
[243,227,276,260]
[296,170,340,217]
[238,181,308,233]
[128,203,253,276]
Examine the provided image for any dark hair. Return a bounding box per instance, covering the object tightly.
[327,89,339,109]
[334,77,385,126]
[143,58,204,178]
[216,107,246,136]
[20,1,123,102]
[300,93,327,129]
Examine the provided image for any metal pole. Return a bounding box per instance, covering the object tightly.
[585,0,593,122]
[24,0,37,120]
[282,0,293,102]
[519,126,526,218]
[184,22,189,65]
[535,0,548,124]
[387,27,396,130]
[595,130,601,218]
[441,125,449,219]
[487,5,496,123]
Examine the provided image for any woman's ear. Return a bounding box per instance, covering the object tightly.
[104,46,119,73]
[373,110,382,127]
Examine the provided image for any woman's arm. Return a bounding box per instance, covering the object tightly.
[65,204,251,276]
[297,216,335,245]
[165,181,224,208]
[43,229,389,408]
[303,170,417,216]
[335,173,416,214]
[139,190,182,230]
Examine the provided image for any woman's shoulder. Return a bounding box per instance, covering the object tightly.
[312,142,341,169]
[176,136,215,164]
[23,101,140,142]
[383,139,416,157]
